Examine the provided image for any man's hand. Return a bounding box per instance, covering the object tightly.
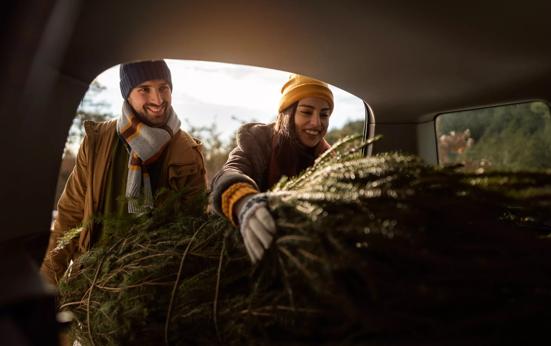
[237,194,276,263]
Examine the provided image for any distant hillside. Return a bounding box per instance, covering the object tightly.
[326,119,363,144]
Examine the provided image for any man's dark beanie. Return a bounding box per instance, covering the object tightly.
[119,60,172,99]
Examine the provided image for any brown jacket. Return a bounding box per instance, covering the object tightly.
[41,120,206,284]
[211,123,274,216]
[210,122,330,217]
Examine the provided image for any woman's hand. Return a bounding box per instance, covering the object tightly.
[236,194,276,263]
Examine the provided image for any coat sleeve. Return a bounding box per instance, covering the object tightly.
[210,124,270,219]
[41,135,90,285]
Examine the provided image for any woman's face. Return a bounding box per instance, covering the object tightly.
[294,97,332,147]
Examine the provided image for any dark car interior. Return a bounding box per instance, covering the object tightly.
[2,1,551,344]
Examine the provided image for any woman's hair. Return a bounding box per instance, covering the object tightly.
[274,102,298,140]
[268,102,317,187]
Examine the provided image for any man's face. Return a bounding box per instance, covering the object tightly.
[127,79,172,126]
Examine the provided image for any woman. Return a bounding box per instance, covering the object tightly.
[211,74,334,263]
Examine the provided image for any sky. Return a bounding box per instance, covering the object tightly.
[89,59,365,142]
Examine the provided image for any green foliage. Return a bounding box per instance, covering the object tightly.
[184,121,237,183]
[58,136,551,345]
[58,193,249,346]
[67,80,115,150]
[54,81,114,206]
[325,119,364,144]
[437,101,551,170]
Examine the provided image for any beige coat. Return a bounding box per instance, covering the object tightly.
[41,120,206,284]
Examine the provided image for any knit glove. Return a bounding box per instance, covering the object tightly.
[237,193,277,263]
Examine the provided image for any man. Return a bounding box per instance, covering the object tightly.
[41,60,207,285]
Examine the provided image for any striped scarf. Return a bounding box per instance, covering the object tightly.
[116,101,181,213]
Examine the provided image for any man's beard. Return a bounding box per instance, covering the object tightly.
[134,102,169,127]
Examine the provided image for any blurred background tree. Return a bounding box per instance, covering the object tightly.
[436,101,551,171]
[185,120,237,183]
[54,80,114,207]
[67,80,114,151]
[325,119,363,144]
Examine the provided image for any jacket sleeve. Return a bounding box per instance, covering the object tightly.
[211,124,271,220]
[41,135,90,285]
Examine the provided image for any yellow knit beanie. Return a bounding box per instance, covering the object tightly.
[278,74,334,113]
